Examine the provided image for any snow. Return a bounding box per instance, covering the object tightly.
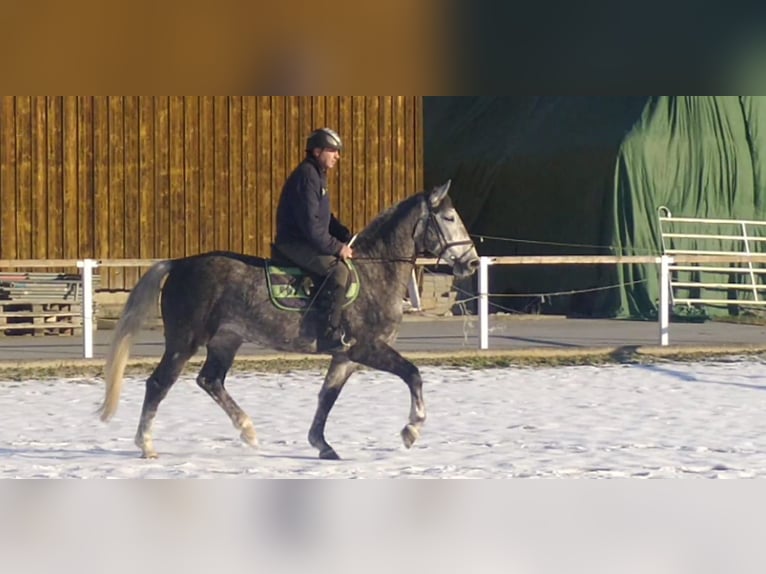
[2,357,766,478]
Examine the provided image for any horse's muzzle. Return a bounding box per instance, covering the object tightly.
[453,253,481,278]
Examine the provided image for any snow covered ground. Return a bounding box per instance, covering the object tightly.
[3,357,766,479]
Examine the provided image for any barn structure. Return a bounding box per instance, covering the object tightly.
[0,96,424,293]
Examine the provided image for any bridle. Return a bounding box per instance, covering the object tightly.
[417,206,475,267]
[351,195,475,266]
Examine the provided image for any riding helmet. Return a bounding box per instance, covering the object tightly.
[306,128,343,152]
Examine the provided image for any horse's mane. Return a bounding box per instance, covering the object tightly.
[354,192,426,256]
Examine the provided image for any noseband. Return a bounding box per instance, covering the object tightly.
[417,208,475,266]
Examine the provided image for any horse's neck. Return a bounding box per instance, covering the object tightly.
[356,210,419,286]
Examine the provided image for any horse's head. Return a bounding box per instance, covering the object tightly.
[418,180,480,278]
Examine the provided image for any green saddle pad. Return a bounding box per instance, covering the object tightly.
[265,261,360,312]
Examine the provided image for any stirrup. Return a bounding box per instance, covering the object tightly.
[339,329,356,348]
[318,327,355,353]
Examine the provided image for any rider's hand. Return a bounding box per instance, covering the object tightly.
[339,244,354,261]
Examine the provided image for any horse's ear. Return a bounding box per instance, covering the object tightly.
[428,180,452,209]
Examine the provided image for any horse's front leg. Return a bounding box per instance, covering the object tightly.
[308,356,361,460]
[348,341,426,449]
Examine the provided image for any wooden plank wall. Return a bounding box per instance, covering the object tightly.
[0,96,423,290]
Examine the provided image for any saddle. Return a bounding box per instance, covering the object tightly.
[264,261,360,312]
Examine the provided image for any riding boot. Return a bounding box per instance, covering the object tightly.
[317,282,355,353]
[317,324,346,353]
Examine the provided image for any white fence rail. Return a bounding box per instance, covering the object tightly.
[474,254,766,350]
[5,252,766,358]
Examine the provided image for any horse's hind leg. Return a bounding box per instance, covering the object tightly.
[308,355,361,460]
[348,341,426,449]
[136,345,196,459]
[195,330,257,447]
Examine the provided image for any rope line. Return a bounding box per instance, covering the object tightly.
[471,234,661,256]
[414,266,650,318]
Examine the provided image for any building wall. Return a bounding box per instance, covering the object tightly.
[0,96,423,289]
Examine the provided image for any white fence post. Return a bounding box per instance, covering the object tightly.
[77,259,99,359]
[407,269,422,311]
[659,255,672,347]
[479,257,492,350]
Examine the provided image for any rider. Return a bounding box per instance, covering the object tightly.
[273,128,354,353]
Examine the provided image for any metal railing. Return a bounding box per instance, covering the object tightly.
[658,207,766,307]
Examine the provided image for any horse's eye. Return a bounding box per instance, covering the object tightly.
[443,215,455,222]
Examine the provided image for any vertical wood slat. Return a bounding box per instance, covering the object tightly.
[392,96,406,218]
[214,96,230,251]
[63,97,78,261]
[379,96,394,209]
[77,97,94,261]
[184,96,200,257]
[285,96,301,195]
[138,97,156,262]
[16,96,32,260]
[338,96,355,232]
[405,96,417,197]
[31,97,47,260]
[414,96,424,193]
[256,96,272,257]
[107,96,125,288]
[284,98,299,236]
[169,96,185,260]
[270,97,286,240]
[366,97,380,224]
[324,97,341,217]
[123,96,140,286]
[0,96,423,291]
[47,97,63,261]
[312,96,326,132]
[93,97,110,285]
[242,97,257,255]
[229,97,243,253]
[351,96,367,232]
[199,97,215,254]
[155,96,170,262]
[0,96,16,260]
[299,96,313,190]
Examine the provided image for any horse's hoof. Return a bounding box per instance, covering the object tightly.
[401,424,420,449]
[319,447,341,460]
[136,436,158,459]
[240,425,259,448]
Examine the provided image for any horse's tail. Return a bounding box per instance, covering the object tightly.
[99,260,173,422]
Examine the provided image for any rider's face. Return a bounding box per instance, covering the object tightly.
[314,147,340,171]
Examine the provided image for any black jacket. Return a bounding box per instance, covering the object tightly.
[275,157,351,255]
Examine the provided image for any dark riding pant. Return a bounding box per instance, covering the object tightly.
[272,242,350,329]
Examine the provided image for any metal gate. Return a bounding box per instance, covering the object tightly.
[658,206,766,309]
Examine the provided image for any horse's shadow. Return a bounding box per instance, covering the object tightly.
[633,360,766,392]
[258,453,347,462]
[0,446,351,464]
[0,447,137,459]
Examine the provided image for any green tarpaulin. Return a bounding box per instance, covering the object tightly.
[424,96,766,318]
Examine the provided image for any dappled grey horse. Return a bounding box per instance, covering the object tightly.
[99,181,480,459]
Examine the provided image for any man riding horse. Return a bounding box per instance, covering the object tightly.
[272,128,354,353]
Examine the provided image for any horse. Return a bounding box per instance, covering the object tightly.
[98,180,480,460]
